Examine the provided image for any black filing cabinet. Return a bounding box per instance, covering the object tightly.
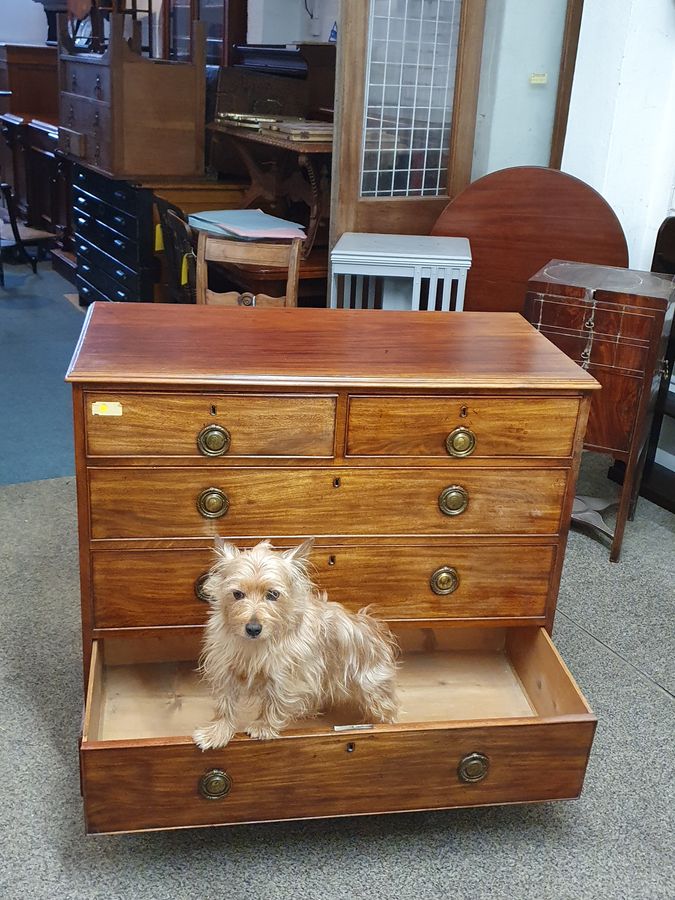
[72,164,156,304]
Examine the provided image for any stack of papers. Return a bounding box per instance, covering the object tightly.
[189,209,306,241]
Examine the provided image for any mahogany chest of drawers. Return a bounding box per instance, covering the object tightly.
[67,304,599,834]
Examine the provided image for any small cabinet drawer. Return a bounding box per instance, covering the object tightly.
[74,211,138,269]
[60,95,110,139]
[539,328,648,374]
[90,543,555,629]
[76,237,140,294]
[346,396,580,458]
[83,393,337,458]
[88,467,568,539]
[73,189,137,241]
[80,627,596,833]
[526,295,654,342]
[73,165,138,215]
[77,260,137,303]
[62,64,110,102]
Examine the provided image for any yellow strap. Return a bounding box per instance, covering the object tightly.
[154,223,164,252]
[180,253,189,286]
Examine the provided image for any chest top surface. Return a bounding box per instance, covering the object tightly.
[66,303,599,391]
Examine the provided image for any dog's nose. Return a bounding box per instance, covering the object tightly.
[245,622,262,638]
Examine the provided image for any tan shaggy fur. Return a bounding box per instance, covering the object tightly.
[193,538,400,749]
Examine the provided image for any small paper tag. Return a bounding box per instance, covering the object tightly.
[92,401,123,417]
[180,253,189,286]
[154,223,164,251]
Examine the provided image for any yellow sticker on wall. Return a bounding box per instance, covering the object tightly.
[92,401,123,416]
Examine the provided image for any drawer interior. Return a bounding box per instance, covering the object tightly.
[83,627,591,744]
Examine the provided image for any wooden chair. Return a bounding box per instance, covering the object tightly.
[195,230,301,307]
[154,197,197,304]
[0,183,53,286]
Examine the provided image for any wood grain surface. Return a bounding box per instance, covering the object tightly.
[431,167,629,313]
[88,467,568,539]
[66,305,600,390]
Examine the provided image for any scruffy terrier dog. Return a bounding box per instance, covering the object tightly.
[193,538,399,750]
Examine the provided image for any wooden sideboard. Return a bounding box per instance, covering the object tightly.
[67,305,598,834]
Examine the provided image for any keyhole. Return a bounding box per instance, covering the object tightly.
[459,405,468,418]
[210,405,217,416]
[328,555,336,566]
[333,477,341,488]
[346,742,355,753]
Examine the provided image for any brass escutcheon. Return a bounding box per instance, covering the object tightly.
[197,487,229,519]
[430,566,459,596]
[197,424,231,457]
[194,572,211,603]
[445,427,476,458]
[438,485,469,516]
[457,752,489,784]
[198,769,232,800]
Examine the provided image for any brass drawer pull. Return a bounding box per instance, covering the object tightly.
[194,573,211,602]
[197,424,231,457]
[197,487,229,518]
[438,485,469,516]
[198,769,231,800]
[445,426,476,457]
[457,752,489,784]
[430,566,459,595]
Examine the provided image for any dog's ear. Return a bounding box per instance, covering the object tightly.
[282,538,314,566]
[214,537,239,561]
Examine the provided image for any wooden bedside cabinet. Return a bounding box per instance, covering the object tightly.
[66,305,599,834]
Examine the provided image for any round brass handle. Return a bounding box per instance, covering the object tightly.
[445,426,476,458]
[196,487,229,519]
[197,424,231,457]
[457,752,489,784]
[430,566,459,596]
[194,572,211,603]
[438,485,469,517]
[198,769,232,800]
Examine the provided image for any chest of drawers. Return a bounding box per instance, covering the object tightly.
[67,304,599,834]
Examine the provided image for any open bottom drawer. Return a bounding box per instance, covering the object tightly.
[81,627,596,833]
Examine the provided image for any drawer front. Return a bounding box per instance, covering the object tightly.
[538,328,648,374]
[90,544,554,628]
[60,95,110,141]
[73,188,137,241]
[73,164,138,215]
[74,211,139,269]
[84,393,337,458]
[585,369,641,453]
[75,237,140,294]
[347,396,580,457]
[527,295,654,342]
[76,274,108,306]
[77,260,138,303]
[88,467,568,539]
[81,721,594,833]
[62,65,111,102]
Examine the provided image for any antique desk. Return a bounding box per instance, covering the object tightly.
[67,305,598,834]
[525,260,675,560]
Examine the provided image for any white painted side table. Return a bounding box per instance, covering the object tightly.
[330,233,472,311]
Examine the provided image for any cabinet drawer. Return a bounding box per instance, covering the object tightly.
[74,211,138,269]
[347,396,580,457]
[84,393,337,458]
[91,543,554,629]
[538,328,648,374]
[88,467,568,539]
[73,164,138,215]
[76,237,141,294]
[62,64,110,102]
[526,295,654,342]
[80,627,595,833]
[74,188,137,241]
[77,260,138,303]
[60,95,110,141]
[76,274,108,306]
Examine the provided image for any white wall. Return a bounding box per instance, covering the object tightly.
[562,0,675,268]
[0,0,48,43]
[248,0,338,45]
[473,0,568,180]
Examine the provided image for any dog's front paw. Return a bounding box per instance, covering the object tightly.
[246,720,280,741]
[193,720,235,750]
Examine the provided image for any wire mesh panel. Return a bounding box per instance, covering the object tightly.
[360,0,462,198]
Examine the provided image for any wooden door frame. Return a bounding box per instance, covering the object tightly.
[330,0,487,244]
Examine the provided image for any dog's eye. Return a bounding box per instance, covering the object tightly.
[265,589,280,602]
[232,590,245,601]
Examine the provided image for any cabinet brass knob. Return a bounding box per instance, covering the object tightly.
[197,487,229,519]
[445,427,476,457]
[198,769,232,800]
[457,752,489,784]
[430,566,459,595]
[438,485,469,516]
[197,424,231,457]
[194,572,211,603]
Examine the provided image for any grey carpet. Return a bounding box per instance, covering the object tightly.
[0,264,84,485]
[0,457,673,900]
